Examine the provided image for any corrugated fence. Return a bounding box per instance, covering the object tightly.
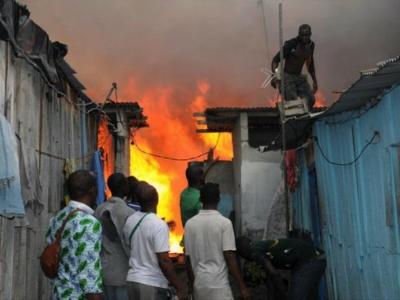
[0,40,98,299]
[299,85,400,300]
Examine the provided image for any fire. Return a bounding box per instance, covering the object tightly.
[99,78,326,255]
[314,90,327,108]
[97,117,114,197]
[126,79,233,254]
[190,80,233,160]
[130,139,184,253]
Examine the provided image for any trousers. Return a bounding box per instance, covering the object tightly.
[104,285,129,300]
[288,258,326,300]
[126,281,169,300]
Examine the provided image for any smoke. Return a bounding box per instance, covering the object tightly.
[19,0,400,105]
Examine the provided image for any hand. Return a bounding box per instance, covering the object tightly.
[176,287,188,300]
[240,286,251,300]
[312,81,318,94]
[271,78,280,89]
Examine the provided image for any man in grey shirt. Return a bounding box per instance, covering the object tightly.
[94,173,135,300]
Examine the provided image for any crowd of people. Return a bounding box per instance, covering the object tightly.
[44,164,325,300]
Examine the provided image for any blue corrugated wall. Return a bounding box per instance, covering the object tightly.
[311,85,400,300]
[292,149,313,234]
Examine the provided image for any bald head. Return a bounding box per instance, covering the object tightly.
[135,181,158,212]
[298,24,312,44]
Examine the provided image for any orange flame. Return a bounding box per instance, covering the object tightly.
[130,139,184,253]
[126,79,232,253]
[97,117,114,197]
[314,91,327,108]
[190,80,233,160]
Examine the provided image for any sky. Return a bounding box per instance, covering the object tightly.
[19,0,400,106]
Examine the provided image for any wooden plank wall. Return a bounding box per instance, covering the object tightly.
[0,40,98,300]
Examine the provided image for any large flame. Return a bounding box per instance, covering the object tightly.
[127,80,232,253]
[101,78,327,254]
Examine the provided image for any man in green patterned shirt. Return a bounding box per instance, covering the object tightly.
[46,170,103,300]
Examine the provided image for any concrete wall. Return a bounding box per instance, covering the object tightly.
[205,161,235,221]
[232,113,286,240]
[103,109,131,176]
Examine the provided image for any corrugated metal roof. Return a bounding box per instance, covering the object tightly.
[206,106,326,113]
[103,101,148,128]
[205,106,277,113]
[319,56,400,117]
[103,101,142,109]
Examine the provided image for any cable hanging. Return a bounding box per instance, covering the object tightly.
[313,131,379,166]
[132,133,221,162]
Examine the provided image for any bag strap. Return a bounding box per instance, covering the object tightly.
[55,208,81,242]
[129,213,150,242]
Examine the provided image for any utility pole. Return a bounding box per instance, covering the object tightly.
[278,3,290,235]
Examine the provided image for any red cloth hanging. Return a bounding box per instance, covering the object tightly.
[285,150,297,192]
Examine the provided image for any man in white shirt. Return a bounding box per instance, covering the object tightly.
[123,181,185,300]
[184,182,250,300]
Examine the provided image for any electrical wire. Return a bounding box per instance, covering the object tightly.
[313,132,379,166]
[132,133,221,162]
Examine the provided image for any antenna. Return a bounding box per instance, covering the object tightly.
[258,0,274,89]
[104,82,118,104]
[257,0,271,63]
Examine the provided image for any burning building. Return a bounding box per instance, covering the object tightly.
[100,100,148,192]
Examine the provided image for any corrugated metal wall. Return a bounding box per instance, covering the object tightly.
[0,40,98,300]
[292,149,313,235]
[312,85,400,300]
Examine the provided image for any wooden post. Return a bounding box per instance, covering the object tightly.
[278,3,291,235]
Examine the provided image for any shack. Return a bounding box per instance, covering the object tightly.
[196,107,287,239]
[292,56,400,299]
[0,2,147,299]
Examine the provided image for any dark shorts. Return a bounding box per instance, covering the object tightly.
[283,73,315,109]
